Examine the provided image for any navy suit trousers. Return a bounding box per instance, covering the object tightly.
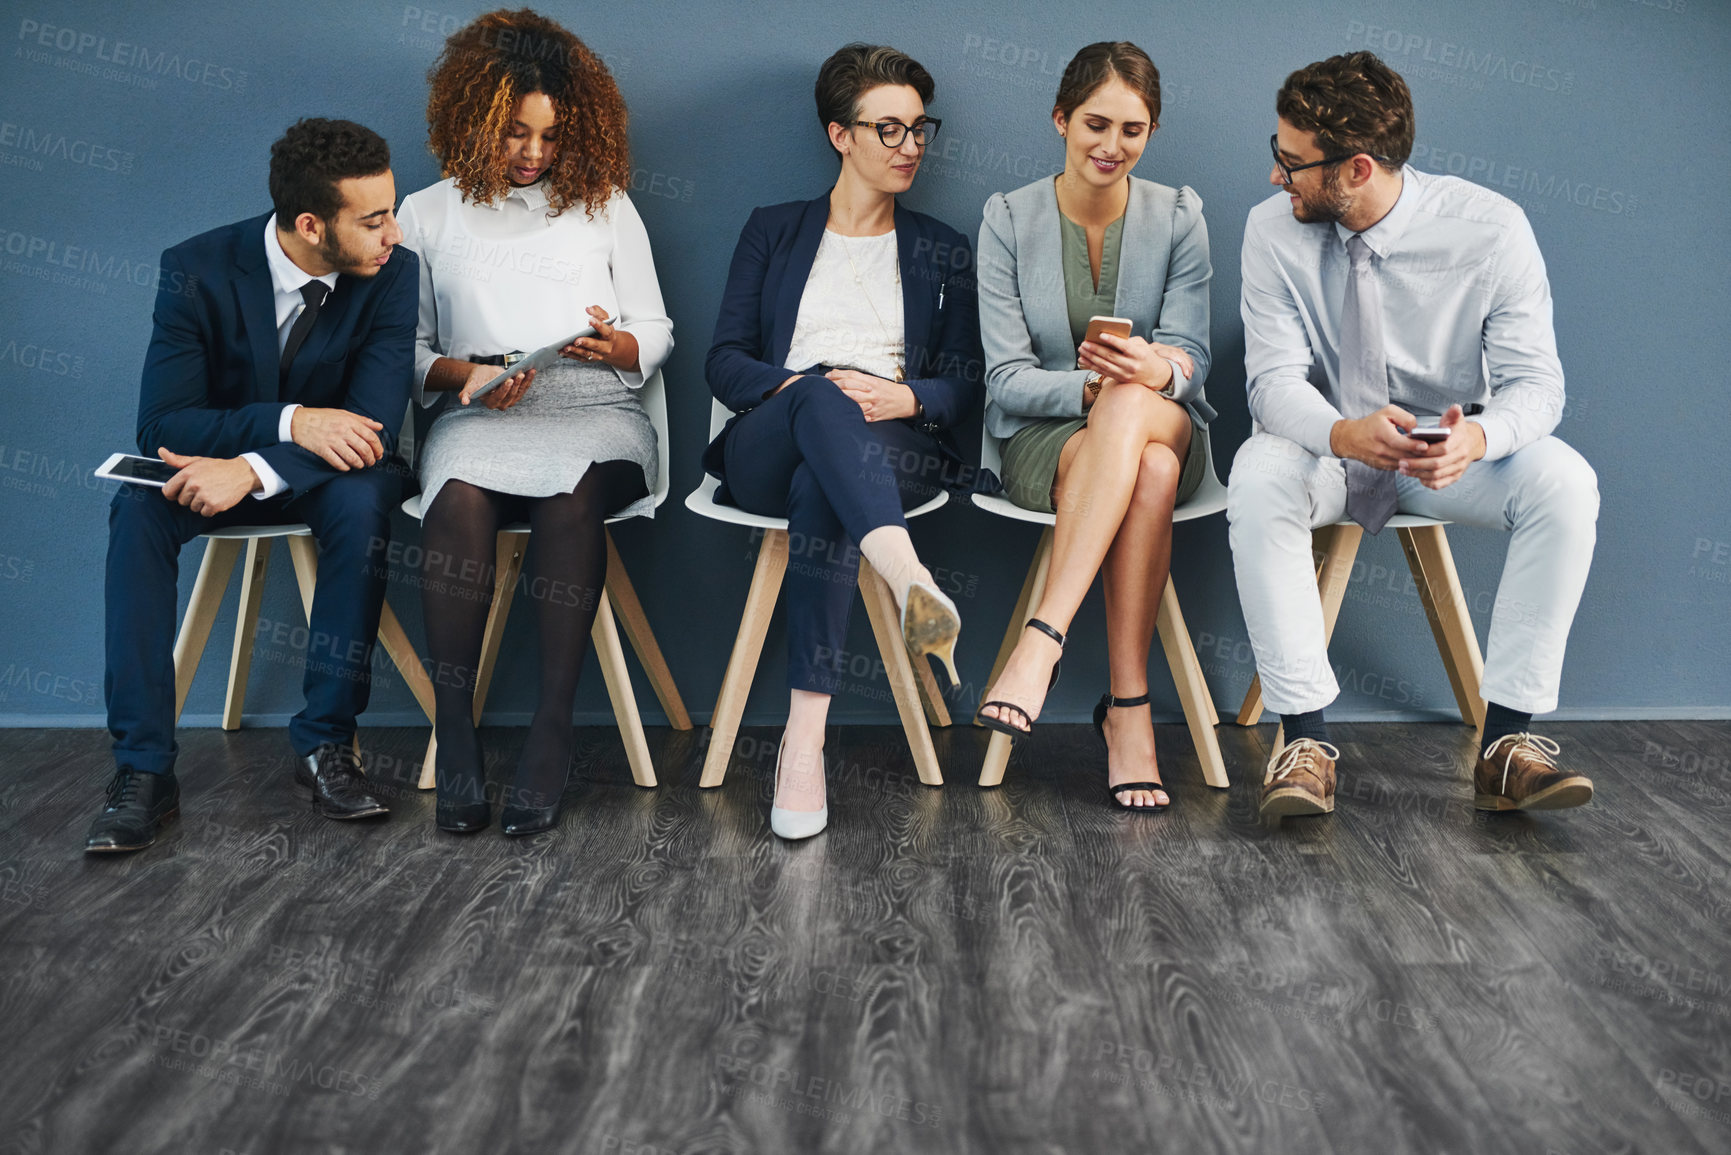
[722,378,947,695]
[104,463,404,774]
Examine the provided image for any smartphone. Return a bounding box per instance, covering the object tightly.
[1408,426,1451,443]
[95,453,180,487]
[1082,315,1133,346]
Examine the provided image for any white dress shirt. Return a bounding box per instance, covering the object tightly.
[240,215,340,498]
[396,178,673,414]
[1240,165,1564,463]
[784,229,905,381]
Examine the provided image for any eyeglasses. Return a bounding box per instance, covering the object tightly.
[852,118,941,148]
[1269,133,1388,183]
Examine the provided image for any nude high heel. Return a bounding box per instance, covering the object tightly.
[900,579,961,687]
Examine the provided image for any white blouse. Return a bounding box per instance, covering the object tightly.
[396,177,674,406]
[783,229,904,381]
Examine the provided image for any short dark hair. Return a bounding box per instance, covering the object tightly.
[268,118,392,223]
[814,43,934,157]
[1055,42,1161,126]
[1276,52,1413,172]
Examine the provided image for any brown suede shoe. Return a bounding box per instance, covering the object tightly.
[1260,738,1339,818]
[1473,733,1593,811]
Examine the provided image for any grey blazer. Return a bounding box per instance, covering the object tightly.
[978,175,1215,441]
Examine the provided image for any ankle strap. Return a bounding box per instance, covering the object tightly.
[1102,692,1151,708]
[1024,618,1066,648]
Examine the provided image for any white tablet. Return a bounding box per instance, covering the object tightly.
[469,317,613,400]
[95,453,179,488]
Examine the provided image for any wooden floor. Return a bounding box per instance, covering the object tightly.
[2,719,1729,1154]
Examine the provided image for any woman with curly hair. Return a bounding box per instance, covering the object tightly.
[398,8,672,836]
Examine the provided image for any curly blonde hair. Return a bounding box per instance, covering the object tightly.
[425,8,629,217]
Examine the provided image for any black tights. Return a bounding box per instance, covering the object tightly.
[420,460,647,810]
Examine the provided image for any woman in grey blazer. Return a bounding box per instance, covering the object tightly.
[974,42,1214,812]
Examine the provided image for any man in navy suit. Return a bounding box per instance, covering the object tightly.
[88,118,418,853]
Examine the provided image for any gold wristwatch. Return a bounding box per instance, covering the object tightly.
[1084,370,1104,400]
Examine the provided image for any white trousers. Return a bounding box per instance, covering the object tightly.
[1226,433,1599,716]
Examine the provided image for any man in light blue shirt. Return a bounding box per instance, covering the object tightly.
[1228,52,1599,820]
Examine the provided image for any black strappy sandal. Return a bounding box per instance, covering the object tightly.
[974,619,1066,739]
[1093,692,1170,812]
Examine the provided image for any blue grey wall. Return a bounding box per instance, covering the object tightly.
[1,0,1725,733]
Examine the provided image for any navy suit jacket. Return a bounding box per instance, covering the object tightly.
[704,194,982,472]
[136,211,418,499]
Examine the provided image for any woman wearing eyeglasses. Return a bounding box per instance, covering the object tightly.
[397,10,672,836]
[974,42,1214,813]
[705,43,982,840]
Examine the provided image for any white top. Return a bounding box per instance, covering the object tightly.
[1241,164,1564,463]
[240,215,343,498]
[396,177,674,408]
[784,229,904,381]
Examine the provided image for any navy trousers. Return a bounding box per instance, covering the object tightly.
[722,378,947,694]
[104,463,404,774]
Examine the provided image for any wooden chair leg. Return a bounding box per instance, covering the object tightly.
[591,589,656,787]
[376,601,436,722]
[1398,525,1486,729]
[981,527,1053,715]
[605,530,693,730]
[221,538,273,730]
[471,532,528,720]
[1234,524,1364,725]
[978,531,1055,787]
[859,561,943,787]
[1155,577,1229,789]
[700,529,789,788]
[284,534,318,619]
[173,537,244,723]
[912,652,952,729]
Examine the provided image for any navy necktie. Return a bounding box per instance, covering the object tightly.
[280,281,329,387]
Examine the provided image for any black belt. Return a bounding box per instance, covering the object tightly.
[471,351,527,367]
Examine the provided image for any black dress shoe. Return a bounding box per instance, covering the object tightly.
[294,744,389,820]
[85,768,180,854]
[499,786,562,837]
[435,730,491,834]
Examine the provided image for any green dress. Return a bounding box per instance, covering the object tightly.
[1000,211,1204,514]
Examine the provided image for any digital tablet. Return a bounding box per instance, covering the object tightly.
[95,453,179,488]
[469,317,614,400]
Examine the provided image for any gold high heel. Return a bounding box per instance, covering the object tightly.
[901,579,961,686]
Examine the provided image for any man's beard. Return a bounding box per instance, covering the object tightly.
[1290,167,1352,224]
[316,229,372,276]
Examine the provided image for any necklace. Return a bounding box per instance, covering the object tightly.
[835,231,904,384]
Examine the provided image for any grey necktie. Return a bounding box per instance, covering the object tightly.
[1340,233,1397,534]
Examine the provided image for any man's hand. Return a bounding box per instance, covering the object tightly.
[827,369,918,422]
[459,362,536,411]
[561,304,640,373]
[1398,404,1485,490]
[1078,332,1194,393]
[158,449,257,517]
[291,407,385,470]
[1329,405,1432,471]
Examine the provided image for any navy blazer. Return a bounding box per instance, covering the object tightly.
[135,211,418,499]
[704,194,982,472]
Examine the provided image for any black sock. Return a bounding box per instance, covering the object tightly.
[1481,702,1533,755]
[1281,710,1329,746]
